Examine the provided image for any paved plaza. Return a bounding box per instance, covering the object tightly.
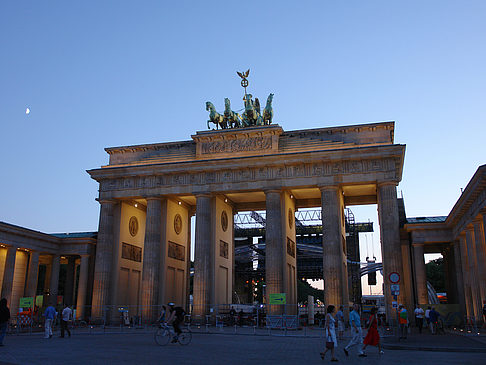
[0,331,485,365]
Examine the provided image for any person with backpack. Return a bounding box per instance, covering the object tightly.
[166,302,185,343]
[398,305,408,340]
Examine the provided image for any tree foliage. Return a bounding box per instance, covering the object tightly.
[426,257,445,292]
[297,279,324,303]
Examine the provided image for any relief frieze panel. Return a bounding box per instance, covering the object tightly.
[200,136,273,155]
[99,158,399,193]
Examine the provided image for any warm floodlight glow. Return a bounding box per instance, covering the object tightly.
[178,201,182,205]
[134,203,138,208]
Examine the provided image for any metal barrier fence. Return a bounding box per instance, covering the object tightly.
[8,304,482,337]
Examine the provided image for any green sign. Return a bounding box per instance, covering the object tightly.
[35,295,43,307]
[269,293,286,305]
[19,297,34,308]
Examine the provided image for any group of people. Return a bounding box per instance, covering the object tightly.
[414,305,442,334]
[43,303,73,339]
[320,304,383,362]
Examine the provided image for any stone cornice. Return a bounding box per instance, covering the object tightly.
[88,144,405,181]
[89,146,404,200]
[447,164,486,237]
[0,221,96,255]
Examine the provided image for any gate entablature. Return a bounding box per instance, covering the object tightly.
[88,123,404,202]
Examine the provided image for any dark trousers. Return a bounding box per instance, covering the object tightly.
[60,320,71,337]
[173,319,182,335]
[415,317,423,333]
[0,322,7,344]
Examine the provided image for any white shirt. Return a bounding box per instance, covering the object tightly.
[425,309,430,318]
[62,307,72,321]
[414,308,424,318]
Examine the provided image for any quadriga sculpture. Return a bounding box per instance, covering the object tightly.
[262,93,274,125]
[241,94,263,127]
[206,102,227,129]
[223,98,241,128]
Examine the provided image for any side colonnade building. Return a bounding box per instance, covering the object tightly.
[0,223,95,319]
[404,165,486,323]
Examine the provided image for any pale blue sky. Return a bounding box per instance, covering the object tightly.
[1,0,485,250]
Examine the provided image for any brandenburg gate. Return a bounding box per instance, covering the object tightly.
[87,119,406,320]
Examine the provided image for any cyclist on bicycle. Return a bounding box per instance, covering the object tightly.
[157,305,167,324]
[166,302,185,343]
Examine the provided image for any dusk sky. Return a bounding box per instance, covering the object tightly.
[1,2,485,291]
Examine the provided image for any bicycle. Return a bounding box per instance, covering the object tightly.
[154,323,192,346]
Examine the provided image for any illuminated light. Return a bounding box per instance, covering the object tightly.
[290,195,294,199]
[134,203,138,208]
[224,198,228,203]
[178,201,182,205]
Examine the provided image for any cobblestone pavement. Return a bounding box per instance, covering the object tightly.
[0,332,485,365]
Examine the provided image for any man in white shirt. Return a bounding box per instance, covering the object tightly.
[60,304,72,338]
[425,306,431,332]
[414,305,425,334]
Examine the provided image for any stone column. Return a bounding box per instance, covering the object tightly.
[76,255,90,319]
[91,200,116,318]
[49,255,61,305]
[193,194,213,317]
[64,257,76,305]
[442,246,455,304]
[459,233,473,318]
[473,218,486,308]
[466,226,482,319]
[25,251,40,298]
[141,198,163,320]
[186,212,192,313]
[320,186,345,309]
[412,244,428,305]
[0,246,17,304]
[452,240,466,318]
[265,190,284,315]
[377,182,404,322]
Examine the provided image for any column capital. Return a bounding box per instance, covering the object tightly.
[264,188,282,195]
[318,185,339,192]
[412,242,425,247]
[465,224,475,232]
[193,192,213,198]
[472,217,483,225]
[145,196,163,202]
[377,181,398,187]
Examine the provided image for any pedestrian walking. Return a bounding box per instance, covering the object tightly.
[429,307,439,335]
[414,305,424,334]
[398,304,408,339]
[425,306,431,330]
[60,304,72,338]
[0,298,10,346]
[336,306,345,340]
[343,304,366,357]
[320,305,338,362]
[43,304,57,339]
[362,307,384,355]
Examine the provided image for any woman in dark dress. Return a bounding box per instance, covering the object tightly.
[0,298,10,346]
[362,307,383,355]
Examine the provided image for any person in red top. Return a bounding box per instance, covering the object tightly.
[362,307,384,355]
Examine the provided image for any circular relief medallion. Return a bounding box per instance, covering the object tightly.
[288,208,294,229]
[221,210,228,232]
[174,214,182,235]
[289,208,294,228]
[128,216,138,237]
